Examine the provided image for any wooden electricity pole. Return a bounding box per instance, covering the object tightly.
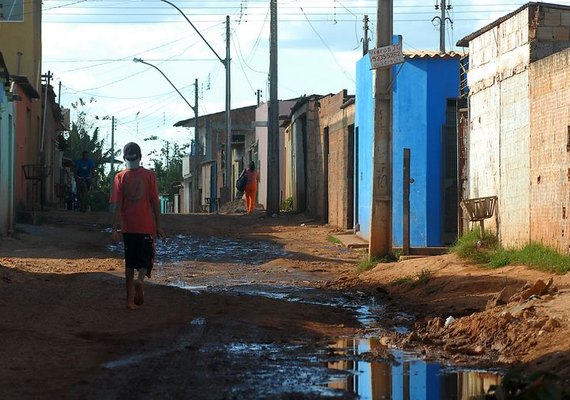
[368,0,393,259]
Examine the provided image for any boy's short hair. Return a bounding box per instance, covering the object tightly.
[123,142,142,161]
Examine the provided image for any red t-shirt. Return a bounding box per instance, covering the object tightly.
[110,167,159,234]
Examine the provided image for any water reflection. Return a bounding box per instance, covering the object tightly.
[327,338,502,400]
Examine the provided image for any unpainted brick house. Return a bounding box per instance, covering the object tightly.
[458,2,570,251]
[282,91,355,227]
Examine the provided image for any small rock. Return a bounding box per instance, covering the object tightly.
[472,345,485,355]
[487,286,518,309]
[445,316,455,327]
[501,312,514,322]
[543,318,561,332]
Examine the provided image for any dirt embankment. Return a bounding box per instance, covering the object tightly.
[327,253,570,388]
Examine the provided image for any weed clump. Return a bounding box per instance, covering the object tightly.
[452,230,570,274]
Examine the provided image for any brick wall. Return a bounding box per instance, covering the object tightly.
[318,91,355,229]
[530,48,570,254]
[304,100,324,220]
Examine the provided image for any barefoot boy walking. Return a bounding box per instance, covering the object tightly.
[110,142,166,310]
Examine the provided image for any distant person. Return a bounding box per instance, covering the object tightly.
[110,142,166,310]
[74,150,95,189]
[243,161,259,214]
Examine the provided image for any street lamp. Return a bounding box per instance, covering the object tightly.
[158,0,232,192]
[133,57,199,153]
[133,57,196,113]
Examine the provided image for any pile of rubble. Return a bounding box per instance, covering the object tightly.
[400,279,561,364]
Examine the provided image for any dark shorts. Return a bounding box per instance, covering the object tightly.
[123,233,155,272]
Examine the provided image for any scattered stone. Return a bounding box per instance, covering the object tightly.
[519,279,548,301]
[486,286,519,310]
[445,316,455,327]
[501,311,514,323]
[543,317,561,332]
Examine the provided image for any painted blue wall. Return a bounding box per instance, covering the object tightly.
[355,54,459,247]
[354,55,374,239]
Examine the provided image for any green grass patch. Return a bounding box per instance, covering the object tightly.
[357,253,398,273]
[391,268,434,289]
[416,268,433,285]
[327,235,341,245]
[357,257,378,273]
[452,230,570,274]
[489,243,570,273]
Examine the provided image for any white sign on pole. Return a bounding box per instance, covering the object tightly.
[369,36,404,69]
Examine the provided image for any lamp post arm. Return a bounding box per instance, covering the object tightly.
[159,0,225,65]
[135,58,196,112]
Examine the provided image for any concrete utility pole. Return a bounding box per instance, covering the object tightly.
[433,0,452,53]
[194,78,199,143]
[225,15,232,189]
[266,0,279,216]
[368,0,393,259]
[362,15,370,56]
[109,116,116,205]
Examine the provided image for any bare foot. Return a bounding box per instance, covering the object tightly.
[126,304,139,310]
[134,280,144,306]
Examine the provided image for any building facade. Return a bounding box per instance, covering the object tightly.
[458,2,570,249]
[176,105,256,212]
[355,51,461,247]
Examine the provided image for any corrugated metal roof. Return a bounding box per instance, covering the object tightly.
[403,50,463,59]
[456,2,570,47]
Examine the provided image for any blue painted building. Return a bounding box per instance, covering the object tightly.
[355,51,461,247]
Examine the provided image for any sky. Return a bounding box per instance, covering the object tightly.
[40,0,570,162]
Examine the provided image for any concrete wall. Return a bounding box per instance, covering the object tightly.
[530,47,570,254]
[467,9,532,247]
[530,4,570,61]
[0,0,42,89]
[0,84,15,235]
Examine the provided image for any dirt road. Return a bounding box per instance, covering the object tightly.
[1,210,569,398]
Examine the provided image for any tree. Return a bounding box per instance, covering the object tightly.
[145,136,189,199]
[59,98,113,210]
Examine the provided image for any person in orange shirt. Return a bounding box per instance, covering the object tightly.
[110,142,166,310]
[243,161,259,214]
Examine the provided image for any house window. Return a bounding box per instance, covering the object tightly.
[0,0,24,21]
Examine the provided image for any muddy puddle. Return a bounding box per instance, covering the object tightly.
[108,233,289,264]
[168,284,503,398]
[104,234,504,398]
